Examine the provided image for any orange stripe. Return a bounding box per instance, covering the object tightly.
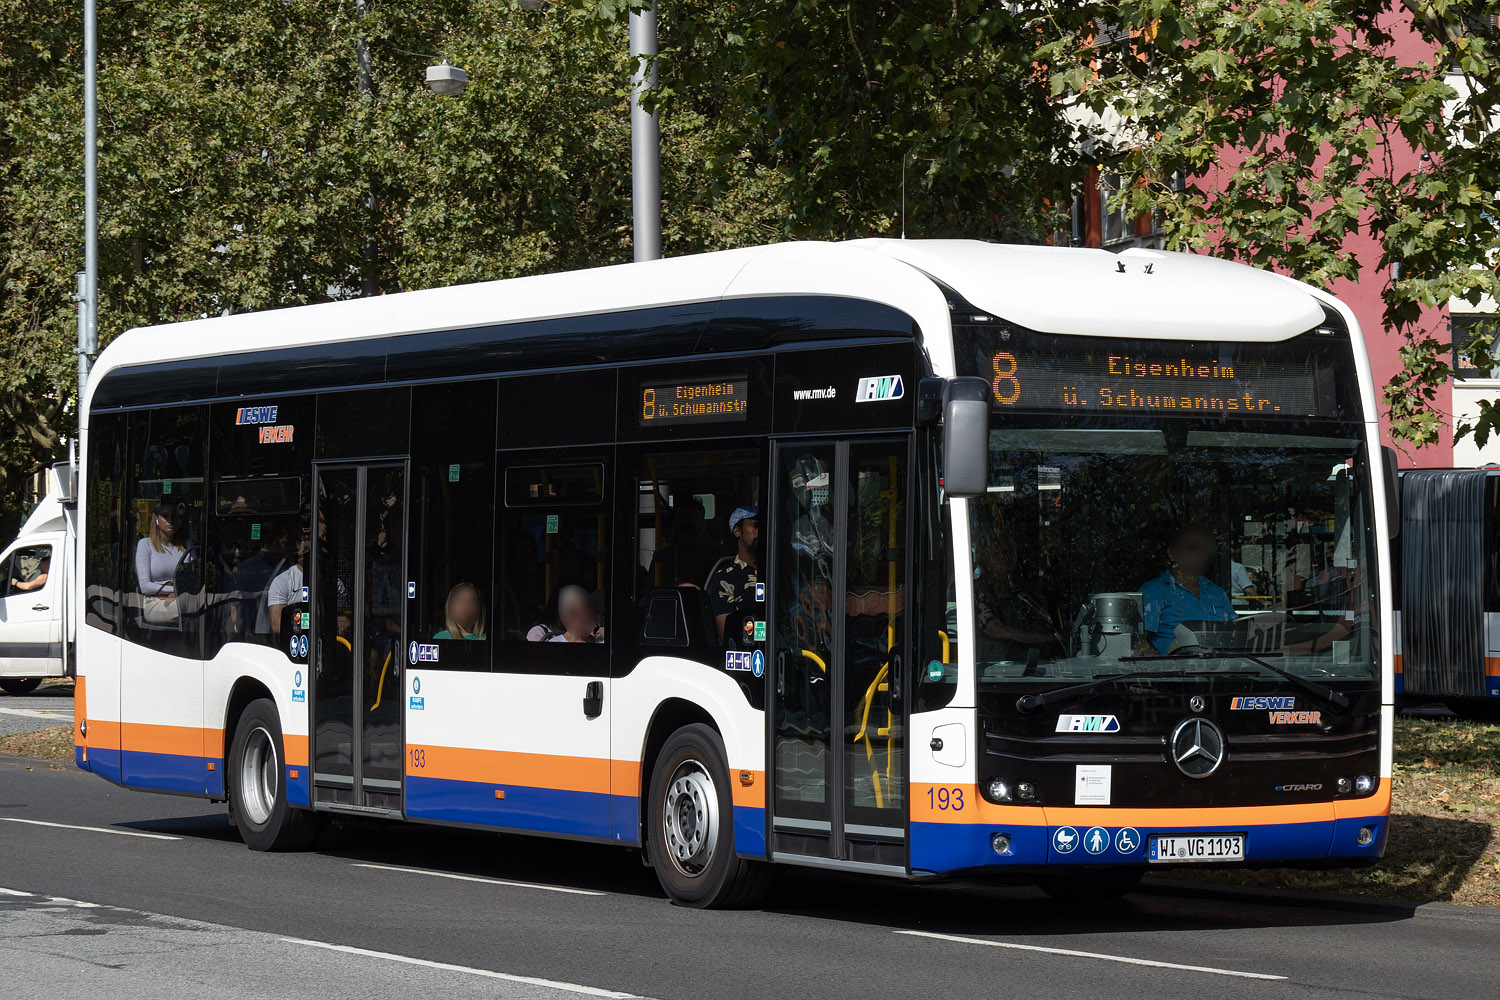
[1393,653,1402,674]
[84,718,120,748]
[411,745,612,796]
[284,734,308,767]
[120,723,222,760]
[912,782,1391,828]
[732,770,765,809]
[1488,657,1500,678]
[73,675,87,748]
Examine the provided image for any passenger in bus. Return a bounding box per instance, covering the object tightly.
[136,502,186,625]
[433,583,487,640]
[707,506,759,638]
[975,530,1063,660]
[268,527,310,638]
[526,587,563,641]
[10,553,49,593]
[1138,525,1234,653]
[546,584,603,643]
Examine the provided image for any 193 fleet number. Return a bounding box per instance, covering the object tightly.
[927,786,965,811]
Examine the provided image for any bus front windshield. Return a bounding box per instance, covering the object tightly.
[969,420,1380,688]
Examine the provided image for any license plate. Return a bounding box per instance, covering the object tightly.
[1149,834,1245,863]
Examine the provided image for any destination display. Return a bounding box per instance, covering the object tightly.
[640,377,750,426]
[988,349,1321,416]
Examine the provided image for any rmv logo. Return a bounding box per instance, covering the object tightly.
[855,375,904,402]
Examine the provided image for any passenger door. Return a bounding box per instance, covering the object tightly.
[309,462,407,814]
[768,439,910,870]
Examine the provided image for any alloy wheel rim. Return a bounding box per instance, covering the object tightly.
[240,726,279,827]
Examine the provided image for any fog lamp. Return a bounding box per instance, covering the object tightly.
[986,779,1012,803]
[991,832,1013,855]
[1017,781,1037,801]
[1336,776,1352,794]
[1354,774,1375,795]
[1357,825,1376,847]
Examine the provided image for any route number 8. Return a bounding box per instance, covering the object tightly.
[992,352,1020,405]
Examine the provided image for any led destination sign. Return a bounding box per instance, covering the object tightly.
[640,377,750,427]
[989,350,1321,416]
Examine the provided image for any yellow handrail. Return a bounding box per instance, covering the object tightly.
[799,649,827,673]
[370,650,393,712]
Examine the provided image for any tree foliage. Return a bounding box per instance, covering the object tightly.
[1039,1,1500,450]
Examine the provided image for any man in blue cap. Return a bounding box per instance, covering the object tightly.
[709,505,759,638]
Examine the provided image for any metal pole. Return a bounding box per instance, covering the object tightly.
[80,0,97,397]
[629,3,661,262]
[356,0,377,296]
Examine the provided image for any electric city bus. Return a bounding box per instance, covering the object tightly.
[73,240,1394,906]
[1394,468,1500,719]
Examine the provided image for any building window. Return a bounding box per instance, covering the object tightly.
[1452,312,1500,377]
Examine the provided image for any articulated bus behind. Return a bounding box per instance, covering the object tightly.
[1395,468,1500,719]
[73,240,1394,907]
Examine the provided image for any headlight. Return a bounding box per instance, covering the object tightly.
[1017,781,1037,801]
[985,779,1012,803]
[1336,776,1352,794]
[1354,774,1375,795]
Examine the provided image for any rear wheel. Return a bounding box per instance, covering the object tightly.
[1037,868,1144,900]
[0,678,42,696]
[229,698,320,851]
[647,724,770,908]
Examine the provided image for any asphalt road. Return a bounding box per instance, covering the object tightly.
[1,755,1497,1000]
[0,681,73,736]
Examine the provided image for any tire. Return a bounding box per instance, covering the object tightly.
[228,698,320,851]
[1037,868,1144,900]
[0,678,42,696]
[647,723,771,908]
[1444,698,1500,722]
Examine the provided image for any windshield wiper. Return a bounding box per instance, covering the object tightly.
[1234,653,1351,711]
[1010,669,1229,714]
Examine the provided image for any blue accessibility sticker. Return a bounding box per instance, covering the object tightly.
[751,650,765,678]
[1115,827,1141,854]
[412,676,421,695]
[294,670,303,688]
[725,651,753,672]
[291,690,305,704]
[1052,826,1079,854]
[1083,826,1110,855]
[754,582,765,603]
[409,696,425,711]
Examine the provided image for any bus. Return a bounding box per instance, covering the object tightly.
[1394,468,1500,719]
[73,239,1394,906]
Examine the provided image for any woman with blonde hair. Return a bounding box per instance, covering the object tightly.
[433,582,486,640]
[136,501,185,625]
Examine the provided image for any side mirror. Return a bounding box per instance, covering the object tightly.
[51,459,76,503]
[1381,446,1400,540]
[942,377,991,498]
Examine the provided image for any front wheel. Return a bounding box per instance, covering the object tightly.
[0,678,42,696]
[229,698,320,851]
[647,724,770,908]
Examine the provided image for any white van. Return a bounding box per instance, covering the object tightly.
[0,462,75,695]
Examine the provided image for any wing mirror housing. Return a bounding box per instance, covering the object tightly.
[942,377,991,498]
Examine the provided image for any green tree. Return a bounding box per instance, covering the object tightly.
[1037,2,1500,449]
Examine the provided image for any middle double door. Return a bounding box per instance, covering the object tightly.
[769,438,910,867]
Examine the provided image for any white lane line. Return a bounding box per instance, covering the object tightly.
[0,887,35,896]
[895,930,1286,981]
[351,861,605,896]
[0,706,72,720]
[0,817,180,841]
[280,937,646,997]
[0,887,99,907]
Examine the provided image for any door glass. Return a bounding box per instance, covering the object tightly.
[773,446,838,821]
[314,468,358,781]
[362,467,405,787]
[844,445,906,827]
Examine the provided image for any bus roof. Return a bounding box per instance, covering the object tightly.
[85,239,1330,413]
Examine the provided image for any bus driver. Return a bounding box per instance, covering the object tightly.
[1139,525,1234,653]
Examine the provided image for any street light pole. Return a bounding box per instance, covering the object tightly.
[629,3,661,262]
[79,0,98,396]
[356,0,378,297]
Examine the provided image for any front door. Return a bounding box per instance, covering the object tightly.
[311,462,407,813]
[769,439,910,868]
[0,539,62,677]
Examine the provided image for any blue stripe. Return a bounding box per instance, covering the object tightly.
[734,805,766,858]
[121,750,207,795]
[911,818,1387,875]
[405,775,619,840]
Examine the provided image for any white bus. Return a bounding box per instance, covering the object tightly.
[74,240,1394,905]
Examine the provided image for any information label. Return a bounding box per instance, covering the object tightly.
[639,377,749,427]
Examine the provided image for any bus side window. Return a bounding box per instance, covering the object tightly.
[499,461,610,648]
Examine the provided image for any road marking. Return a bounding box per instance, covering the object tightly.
[0,817,180,841]
[280,937,645,997]
[351,861,605,896]
[0,706,72,720]
[0,887,35,896]
[895,930,1286,980]
[0,887,98,907]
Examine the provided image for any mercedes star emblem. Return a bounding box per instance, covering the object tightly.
[1170,716,1226,778]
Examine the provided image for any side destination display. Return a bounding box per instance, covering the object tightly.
[640,377,750,426]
